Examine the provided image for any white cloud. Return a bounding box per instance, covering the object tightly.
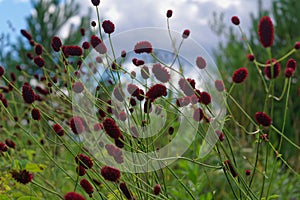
[76,0,272,52]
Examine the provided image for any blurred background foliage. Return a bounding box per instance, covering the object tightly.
[210,0,300,168]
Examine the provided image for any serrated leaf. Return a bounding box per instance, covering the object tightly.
[25,163,46,172]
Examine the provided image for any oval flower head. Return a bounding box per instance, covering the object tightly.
[258,16,274,48]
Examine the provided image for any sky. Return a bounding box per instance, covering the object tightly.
[0,0,272,53]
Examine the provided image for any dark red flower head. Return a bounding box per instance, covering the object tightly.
[0,66,4,77]
[76,165,86,176]
[285,68,295,78]
[35,44,43,55]
[22,83,35,104]
[153,184,161,195]
[102,20,115,34]
[196,56,206,69]
[200,91,211,105]
[245,169,251,176]
[134,41,153,54]
[224,160,238,177]
[31,108,41,121]
[11,170,33,184]
[80,179,94,195]
[166,10,173,18]
[5,139,16,149]
[247,54,255,61]
[232,67,248,83]
[52,123,64,136]
[141,66,150,79]
[75,153,93,169]
[91,35,107,54]
[91,0,100,6]
[0,142,8,152]
[51,36,62,52]
[145,84,167,101]
[103,118,122,139]
[33,56,45,67]
[178,78,196,96]
[62,46,83,57]
[82,41,90,49]
[72,82,84,93]
[255,112,272,127]
[20,29,32,41]
[294,41,300,50]
[215,80,225,92]
[69,116,85,134]
[100,166,121,182]
[258,16,274,48]
[182,29,190,39]
[64,192,85,200]
[264,59,281,79]
[152,63,170,83]
[193,108,204,122]
[231,16,240,25]
[91,21,97,27]
[286,58,296,71]
[120,182,133,199]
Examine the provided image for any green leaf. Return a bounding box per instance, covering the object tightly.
[25,163,46,172]
[17,196,39,200]
[0,194,10,200]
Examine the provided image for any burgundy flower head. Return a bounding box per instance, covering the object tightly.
[64,192,85,200]
[134,41,153,54]
[285,68,295,78]
[63,46,83,57]
[264,59,281,79]
[247,54,255,61]
[152,63,170,83]
[200,91,211,105]
[20,29,32,41]
[0,142,8,152]
[33,56,45,67]
[5,139,16,149]
[258,16,274,48]
[153,184,161,195]
[245,169,251,176]
[76,165,86,176]
[102,20,115,34]
[31,108,41,121]
[215,130,225,141]
[91,21,96,27]
[182,29,190,39]
[215,80,225,92]
[255,112,272,127]
[91,0,100,6]
[11,170,33,184]
[80,179,94,195]
[53,123,64,136]
[166,10,173,18]
[22,83,35,104]
[82,41,90,49]
[294,41,300,50]
[231,16,240,25]
[0,66,4,77]
[127,83,139,95]
[120,182,133,199]
[193,108,204,122]
[146,84,167,101]
[103,118,122,139]
[178,78,196,96]
[224,160,238,177]
[100,166,121,182]
[51,36,62,52]
[72,82,84,93]
[69,116,85,134]
[141,66,150,79]
[35,44,43,55]
[286,58,296,71]
[75,153,93,169]
[91,35,107,54]
[232,67,248,83]
[196,56,207,69]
